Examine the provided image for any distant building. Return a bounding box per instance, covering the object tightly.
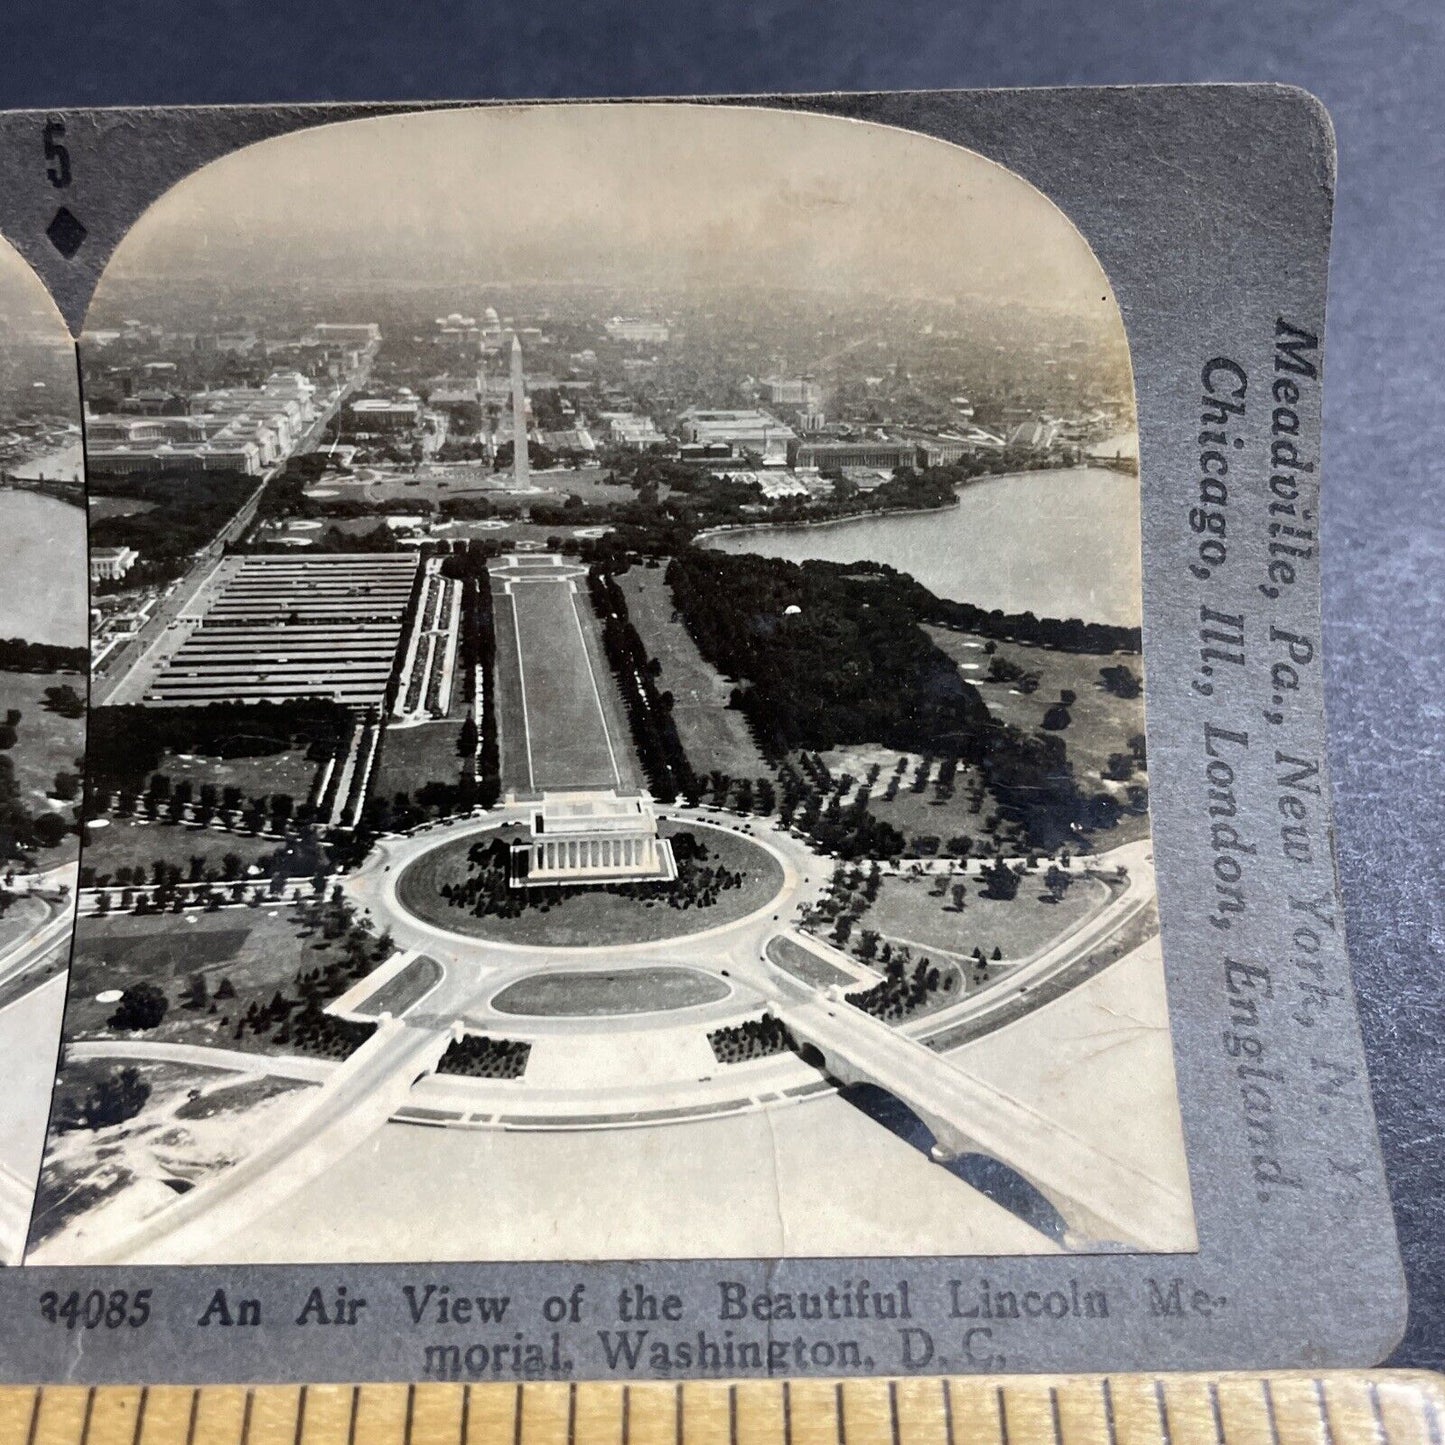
[604,317,669,344]
[348,397,421,433]
[600,412,668,449]
[789,438,920,472]
[1007,419,1061,450]
[538,428,597,458]
[307,322,381,346]
[86,440,264,477]
[436,313,480,342]
[720,469,811,500]
[679,408,796,464]
[760,376,822,408]
[90,546,139,583]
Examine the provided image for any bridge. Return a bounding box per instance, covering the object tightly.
[772,991,1193,1252]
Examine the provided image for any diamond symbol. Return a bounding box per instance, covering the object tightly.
[46,205,86,259]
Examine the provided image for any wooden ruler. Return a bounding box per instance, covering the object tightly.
[0,1374,1440,1445]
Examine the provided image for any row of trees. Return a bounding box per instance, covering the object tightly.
[437,1033,530,1079]
[845,956,954,1022]
[587,564,696,802]
[708,1013,796,1065]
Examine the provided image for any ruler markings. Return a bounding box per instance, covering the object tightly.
[23,1388,41,1445]
[4,1379,1445,1445]
[184,1389,199,1445]
[1263,1380,1283,1445]
[1374,1376,1436,1445]
[1421,1386,1444,1445]
[1156,1381,1174,1445]
[1209,1384,1227,1445]
[1102,1382,1119,1445]
[1316,1382,1338,1445]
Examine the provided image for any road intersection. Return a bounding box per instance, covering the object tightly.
[38,804,1177,1263]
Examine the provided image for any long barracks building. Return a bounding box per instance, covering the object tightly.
[129,554,420,708]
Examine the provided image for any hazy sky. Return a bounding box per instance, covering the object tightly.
[98,103,1119,318]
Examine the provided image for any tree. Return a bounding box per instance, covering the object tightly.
[1043,865,1070,902]
[32,813,67,849]
[1100,664,1142,699]
[457,711,479,760]
[51,770,80,801]
[1041,702,1071,731]
[0,724,16,750]
[68,1066,151,1131]
[182,973,209,1009]
[1104,752,1135,782]
[43,684,86,719]
[950,881,968,911]
[981,858,1020,900]
[109,983,168,1031]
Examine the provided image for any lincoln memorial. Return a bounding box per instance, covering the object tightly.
[513,790,677,886]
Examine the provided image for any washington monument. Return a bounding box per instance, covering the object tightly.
[510,332,529,489]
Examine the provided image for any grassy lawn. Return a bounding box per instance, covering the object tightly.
[373,720,469,804]
[491,965,729,1017]
[0,669,86,861]
[63,903,369,1055]
[926,627,1147,788]
[860,870,1110,963]
[87,496,159,521]
[153,746,322,805]
[80,818,327,883]
[491,570,639,792]
[0,894,49,953]
[766,934,855,988]
[816,742,1011,854]
[396,820,784,947]
[320,462,624,510]
[351,954,443,1017]
[619,565,769,781]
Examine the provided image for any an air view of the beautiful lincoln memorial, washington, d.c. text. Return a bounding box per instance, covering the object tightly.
[0,103,1195,1271]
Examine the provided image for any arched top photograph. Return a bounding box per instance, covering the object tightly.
[38,101,1187,1271]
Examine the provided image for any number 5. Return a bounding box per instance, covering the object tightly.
[44,119,71,189]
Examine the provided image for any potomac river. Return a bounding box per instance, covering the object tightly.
[703,465,1142,629]
[0,490,86,647]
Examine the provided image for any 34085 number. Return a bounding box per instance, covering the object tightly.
[38,1289,151,1329]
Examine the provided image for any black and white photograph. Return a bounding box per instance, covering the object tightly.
[23,102,1194,1266]
[0,237,86,1266]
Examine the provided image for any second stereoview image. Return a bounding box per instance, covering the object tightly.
[0,234,87,1268]
[25,102,1192,1266]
